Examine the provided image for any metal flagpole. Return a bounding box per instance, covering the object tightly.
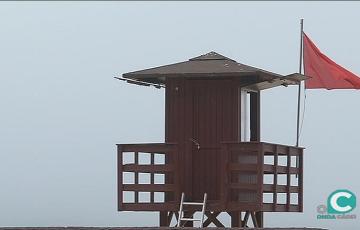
[296,19,304,147]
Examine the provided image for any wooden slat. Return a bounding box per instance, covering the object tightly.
[123,164,175,173]
[121,202,178,211]
[273,145,278,208]
[118,143,176,153]
[262,203,301,212]
[220,144,229,203]
[134,152,139,203]
[263,184,299,193]
[286,147,291,211]
[263,164,274,173]
[257,144,264,206]
[289,167,300,174]
[117,145,123,211]
[299,151,304,212]
[150,153,155,203]
[125,195,226,212]
[262,142,304,150]
[289,147,301,156]
[262,143,303,156]
[227,202,262,211]
[224,142,260,152]
[263,165,299,174]
[276,166,287,173]
[276,145,288,155]
[123,184,176,192]
[229,163,258,171]
[262,143,275,154]
[229,183,258,190]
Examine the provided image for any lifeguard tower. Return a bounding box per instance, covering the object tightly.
[116,52,306,228]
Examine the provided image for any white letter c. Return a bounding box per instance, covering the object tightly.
[330,191,352,213]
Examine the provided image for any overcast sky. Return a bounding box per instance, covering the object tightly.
[0,2,359,230]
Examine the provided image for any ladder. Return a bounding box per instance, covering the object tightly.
[177,192,207,228]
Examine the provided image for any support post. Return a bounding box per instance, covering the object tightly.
[243,211,250,227]
[159,211,168,227]
[255,211,264,228]
[229,211,242,227]
[250,92,262,227]
[117,145,123,211]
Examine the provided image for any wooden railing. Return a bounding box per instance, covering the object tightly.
[222,142,303,212]
[117,143,179,211]
[117,142,303,213]
[261,142,303,212]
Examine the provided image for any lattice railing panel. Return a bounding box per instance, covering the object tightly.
[117,143,179,211]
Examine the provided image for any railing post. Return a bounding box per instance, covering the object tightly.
[174,144,180,203]
[134,151,139,203]
[286,147,291,212]
[258,143,264,206]
[256,143,264,227]
[299,149,304,212]
[220,143,229,208]
[150,153,155,203]
[117,144,123,211]
[273,145,278,211]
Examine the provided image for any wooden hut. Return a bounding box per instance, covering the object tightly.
[117,52,306,228]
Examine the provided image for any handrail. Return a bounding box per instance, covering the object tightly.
[117,143,177,152]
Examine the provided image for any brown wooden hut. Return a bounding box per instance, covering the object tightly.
[117,51,306,228]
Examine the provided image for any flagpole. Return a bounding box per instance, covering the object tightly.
[296,19,304,147]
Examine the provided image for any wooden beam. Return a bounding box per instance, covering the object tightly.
[229,211,242,227]
[123,164,175,173]
[299,151,304,212]
[134,152,139,203]
[263,184,300,193]
[250,211,259,227]
[123,184,176,192]
[119,143,176,153]
[242,211,250,227]
[150,153,155,203]
[117,145,123,211]
[255,211,263,228]
[203,211,224,227]
[286,147,291,211]
[159,211,168,226]
[262,203,301,212]
[122,203,177,211]
[273,145,278,210]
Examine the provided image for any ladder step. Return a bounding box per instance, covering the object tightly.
[182,202,204,206]
[177,192,207,228]
[180,218,202,222]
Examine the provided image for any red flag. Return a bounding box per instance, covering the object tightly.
[303,32,360,89]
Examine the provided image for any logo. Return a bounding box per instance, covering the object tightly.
[317,189,356,220]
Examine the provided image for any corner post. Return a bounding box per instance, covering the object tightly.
[159,211,168,226]
[117,144,123,211]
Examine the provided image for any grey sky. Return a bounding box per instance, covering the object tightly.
[0,2,359,230]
